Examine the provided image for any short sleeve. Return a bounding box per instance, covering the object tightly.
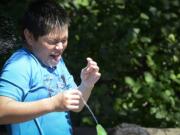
[0,56,31,101]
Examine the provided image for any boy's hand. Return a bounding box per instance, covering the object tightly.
[52,89,82,111]
[80,57,101,89]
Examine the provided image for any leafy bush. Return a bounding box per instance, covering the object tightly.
[65,0,180,128]
[0,0,180,128]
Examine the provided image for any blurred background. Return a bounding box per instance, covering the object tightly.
[0,0,180,128]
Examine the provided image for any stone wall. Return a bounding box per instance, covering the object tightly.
[146,128,180,135]
[74,127,180,135]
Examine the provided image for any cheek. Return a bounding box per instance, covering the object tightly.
[43,44,54,53]
[34,46,51,58]
[63,43,68,50]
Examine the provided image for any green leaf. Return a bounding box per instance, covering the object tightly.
[155,111,166,119]
[150,107,157,114]
[82,117,93,125]
[168,33,176,43]
[173,55,179,62]
[96,124,107,135]
[170,72,180,84]
[125,76,135,87]
[144,72,155,84]
[140,13,149,20]
[75,0,89,6]
[140,37,151,43]
[146,55,156,69]
[164,90,171,96]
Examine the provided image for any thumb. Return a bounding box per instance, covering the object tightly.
[86,57,92,67]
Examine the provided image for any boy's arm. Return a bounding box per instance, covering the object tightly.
[76,57,101,112]
[0,88,82,124]
[0,96,54,124]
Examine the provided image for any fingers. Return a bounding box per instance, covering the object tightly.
[80,57,101,88]
[62,89,82,110]
[95,72,101,79]
[87,57,97,67]
[86,57,99,73]
[68,89,82,96]
[86,65,99,73]
[63,89,81,100]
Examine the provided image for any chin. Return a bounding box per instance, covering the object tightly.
[49,60,60,67]
[48,63,58,68]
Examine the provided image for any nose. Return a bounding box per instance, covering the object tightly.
[55,42,63,50]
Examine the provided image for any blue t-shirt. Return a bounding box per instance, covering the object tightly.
[0,48,77,135]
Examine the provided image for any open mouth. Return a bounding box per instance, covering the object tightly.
[50,54,60,61]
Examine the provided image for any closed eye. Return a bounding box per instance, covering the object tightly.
[47,39,67,45]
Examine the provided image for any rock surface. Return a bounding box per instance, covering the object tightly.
[73,127,180,135]
[146,128,180,135]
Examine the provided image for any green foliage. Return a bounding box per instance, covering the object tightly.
[0,0,180,128]
[66,0,180,128]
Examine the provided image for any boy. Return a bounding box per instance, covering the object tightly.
[0,0,101,135]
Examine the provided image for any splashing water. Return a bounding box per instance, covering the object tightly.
[81,95,107,135]
[80,95,99,124]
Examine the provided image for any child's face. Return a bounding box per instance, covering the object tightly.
[31,27,68,67]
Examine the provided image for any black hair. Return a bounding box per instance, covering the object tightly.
[20,0,70,40]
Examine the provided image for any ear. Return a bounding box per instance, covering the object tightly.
[24,29,35,46]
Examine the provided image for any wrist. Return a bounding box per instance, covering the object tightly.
[42,97,56,112]
[49,93,65,112]
[79,82,94,92]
